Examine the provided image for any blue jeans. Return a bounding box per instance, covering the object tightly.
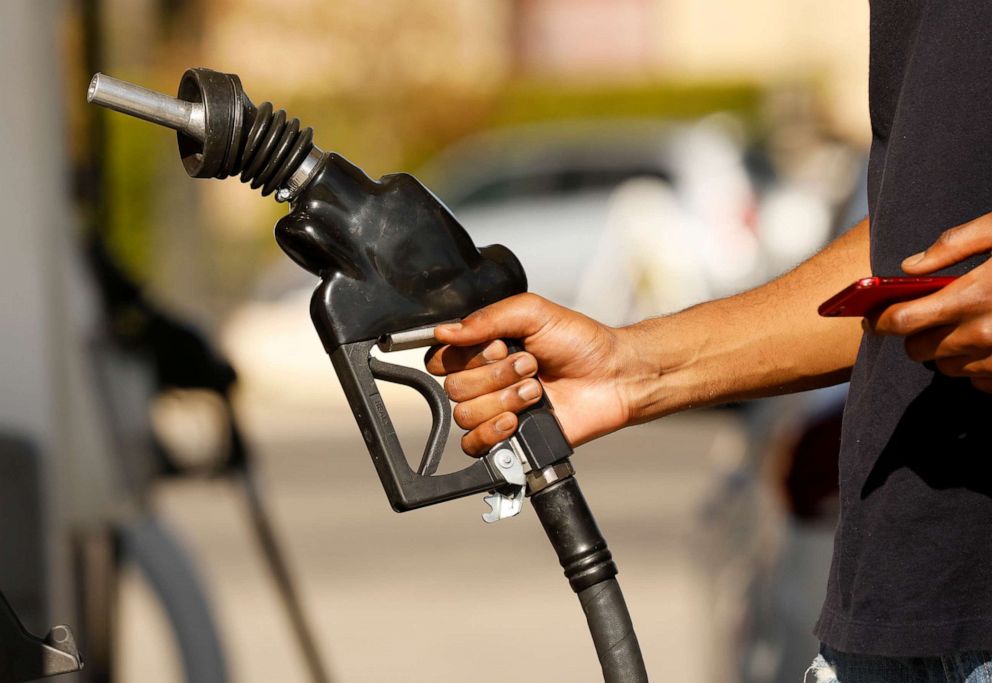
[806,645,992,683]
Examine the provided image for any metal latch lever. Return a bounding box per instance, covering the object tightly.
[481,440,528,523]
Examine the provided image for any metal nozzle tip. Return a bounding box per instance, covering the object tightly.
[87,74,100,103]
[86,72,205,142]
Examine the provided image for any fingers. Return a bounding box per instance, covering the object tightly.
[934,354,992,377]
[903,325,958,362]
[436,349,543,456]
[869,287,961,336]
[971,377,992,393]
[461,412,518,456]
[904,317,992,361]
[443,352,538,401]
[424,340,506,376]
[434,293,555,347]
[895,316,992,385]
[452,378,543,429]
[902,214,992,274]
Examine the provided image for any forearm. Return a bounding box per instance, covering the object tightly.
[620,217,869,422]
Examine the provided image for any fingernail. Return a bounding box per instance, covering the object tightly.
[517,380,540,401]
[436,323,462,334]
[903,251,925,267]
[482,341,504,361]
[495,415,515,432]
[513,356,536,376]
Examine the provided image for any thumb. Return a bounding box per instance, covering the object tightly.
[903,215,992,274]
[435,293,553,347]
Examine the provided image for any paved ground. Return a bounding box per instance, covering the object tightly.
[117,380,751,682]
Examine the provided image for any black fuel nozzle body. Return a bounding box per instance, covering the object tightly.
[0,591,83,681]
[278,154,526,352]
[283,154,572,511]
[88,67,573,511]
[281,154,579,510]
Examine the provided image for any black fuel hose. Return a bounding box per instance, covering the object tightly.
[579,579,646,682]
[530,474,648,682]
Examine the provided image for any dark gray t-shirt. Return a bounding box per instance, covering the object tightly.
[814,0,992,656]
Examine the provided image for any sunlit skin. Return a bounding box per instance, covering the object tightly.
[867,213,992,394]
[425,296,633,454]
[429,219,870,455]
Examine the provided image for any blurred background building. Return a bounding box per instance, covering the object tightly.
[1,0,868,681]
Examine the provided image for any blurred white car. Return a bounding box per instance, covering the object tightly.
[421,117,764,323]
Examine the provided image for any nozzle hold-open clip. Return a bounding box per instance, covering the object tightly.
[482,441,528,523]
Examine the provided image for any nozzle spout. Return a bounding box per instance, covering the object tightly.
[87,68,325,201]
[88,73,206,142]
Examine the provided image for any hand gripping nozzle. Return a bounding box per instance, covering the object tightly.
[86,69,574,515]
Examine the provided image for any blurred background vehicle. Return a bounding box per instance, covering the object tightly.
[1,0,870,681]
[425,117,764,321]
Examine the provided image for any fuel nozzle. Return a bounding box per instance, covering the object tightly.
[87,69,325,201]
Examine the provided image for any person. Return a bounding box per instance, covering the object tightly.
[424,3,992,681]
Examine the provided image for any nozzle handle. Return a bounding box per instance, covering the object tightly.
[87,72,205,142]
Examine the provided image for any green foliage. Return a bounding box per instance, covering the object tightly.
[488,80,762,128]
[104,112,168,278]
[291,79,764,176]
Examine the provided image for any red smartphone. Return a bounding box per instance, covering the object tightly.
[818,276,958,317]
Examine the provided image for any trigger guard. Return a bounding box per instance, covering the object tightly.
[368,356,450,476]
[330,338,500,511]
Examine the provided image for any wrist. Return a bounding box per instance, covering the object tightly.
[612,317,699,425]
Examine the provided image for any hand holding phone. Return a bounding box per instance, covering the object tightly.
[818,276,958,317]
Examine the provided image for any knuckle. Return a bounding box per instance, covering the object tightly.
[519,292,549,316]
[960,323,992,353]
[470,306,491,325]
[953,283,980,314]
[936,227,959,248]
[975,321,992,347]
[518,291,541,307]
[936,358,963,377]
[493,360,515,385]
[889,306,927,335]
[904,337,925,362]
[887,310,910,334]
